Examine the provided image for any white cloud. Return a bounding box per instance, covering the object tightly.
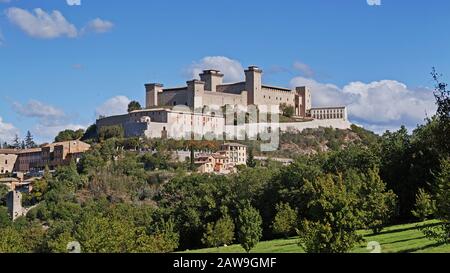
[0,0,12,3]
[367,0,382,6]
[290,77,436,132]
[34,123,86,141]
[12,100,87,142]
[0,116,19,143]
[83,18,114,34]
[187,56,245,83]
[6,7,77,39]
[6,7,114,39]
[95,96,131,118]
[66,0,81,6]
[13,99,67,126]
[293,61,315,78]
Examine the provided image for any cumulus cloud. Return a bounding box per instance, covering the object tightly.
[82,18,114,34]
[12,100,87,142]
[66,0,81,6]
[13,100,67,126]
[5,7,114,39]
[186,56,245,83]
[6,7,78,39]
[0,116,19,143]
[34,123,86,141]
[293,61,315,78]
[290,77,436,133]
[95,96,131,118]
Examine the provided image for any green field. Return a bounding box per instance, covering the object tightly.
[183,221,450,253]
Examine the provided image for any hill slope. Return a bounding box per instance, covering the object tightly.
[183,221,449,253]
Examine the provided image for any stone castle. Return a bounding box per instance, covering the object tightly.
[97,66,349,140]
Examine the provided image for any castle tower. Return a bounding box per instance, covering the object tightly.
[145,83,164,108]
[186,79,205,109]
[200,70,224,92]
[6,190,24,221]
[296,86,312,118]
[245,66,262,105]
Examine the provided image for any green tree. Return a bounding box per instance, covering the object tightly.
[98,125,124,141]
[0,184,9,206]
[237,204,262,253]
[0,227,28,253]
[25,131,36,148]
[412,188,435,221]
[280,103,295,118]
[297,175,363,253]
[246,147,256,168]
[12,134,20,149]
[128,101,142,113]
[272,202,298,238]
[421,159,450,243]
[359,168,397,234]
[202,213,235,248]
[55,129,85,142]
[81,124,98,142]
[431,68,450,154]
[0,207,11,229]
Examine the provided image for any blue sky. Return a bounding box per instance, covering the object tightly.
[0,0,449,143]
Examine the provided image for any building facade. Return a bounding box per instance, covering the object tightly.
[146,66,321,118]
[195,143,248,174]
[1,140,91,173]
[0,150,19,174]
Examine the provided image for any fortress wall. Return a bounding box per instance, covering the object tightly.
[158,89,189,106]
[225,119,352,139]
[216,82,246,94]
[255,87,296,107]
[200,91,248,108]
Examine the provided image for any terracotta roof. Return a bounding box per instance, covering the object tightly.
[222,143,247,147]
[0,149,20,154]
[0,177,19,183]
[16,148,42,154]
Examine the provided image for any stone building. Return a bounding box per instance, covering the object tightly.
[1,140,91,173]
[0,149,19,174]
[97,107,225,140]
[194,143,247,174]
[220,143,247,166]
[145,66,318,118]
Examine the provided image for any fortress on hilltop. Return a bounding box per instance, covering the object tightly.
[97,66,349,140]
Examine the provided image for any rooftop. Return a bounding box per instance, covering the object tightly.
[222,143,247,147]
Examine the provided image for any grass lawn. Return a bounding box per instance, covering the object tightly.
[183,220,450,253]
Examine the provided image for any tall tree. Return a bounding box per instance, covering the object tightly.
[12,134,20,149]
[25,131,36,149]
[128,101,142,113]
[431,68,450,154]
[246,146,257,168]
[237,204,263,253]
[297,174,363,253]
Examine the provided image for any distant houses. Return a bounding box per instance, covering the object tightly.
[0,140,91,174]
[195,143,247,174]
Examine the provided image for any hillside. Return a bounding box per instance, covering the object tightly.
[184,221,449,254]
[255,124,380,158]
